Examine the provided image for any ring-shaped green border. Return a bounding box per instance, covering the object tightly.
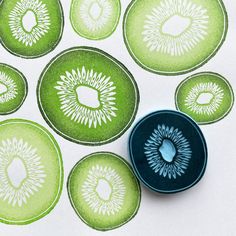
[70,0,121,40]
[175,72,235,125]
[0,118,64,225]
[0,0,64,59]
[0,63,28,115]
[67,152,141,231]
[123,0,228,76]
[37,46,140,146]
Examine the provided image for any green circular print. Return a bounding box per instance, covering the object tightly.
[70,0,121,40]
[37,47,139,145]
[0,64,27,115]
[123,0,228,75]
[68,152,141,231]
[175,72,234,124]
[0,0,64,58]
[0,119,63,225]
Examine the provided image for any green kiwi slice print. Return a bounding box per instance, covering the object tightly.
[67,152,141,231]
[175,72,234,124]
[70,0,121,40]
[0,0,64,58]
[37,47,139,145]
[123,0,228,75]
[0,63,27,115]
[0,119,63,225]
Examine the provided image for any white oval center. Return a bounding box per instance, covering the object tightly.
[89,2,102,20]
[162,15,191,37]
[76,85,100,108]
[0,82,7,94]
[7,157,27,188]
[197,92,214,105]
[95,178,112,201]
[22,10,37,33]
[159,139,176,163]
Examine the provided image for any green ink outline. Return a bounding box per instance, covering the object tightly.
[175,72,235,125]
[67,152,141,231]
[70,0,121,40]
[0,119,64,225]
[123,0,228,75]
[37,46,140,146]
[0,0,64,59]
[0,63,28,115]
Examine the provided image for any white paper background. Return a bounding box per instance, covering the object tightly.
[0,0,236,235]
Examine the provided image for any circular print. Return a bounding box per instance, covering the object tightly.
[70,0,121,40]
[0,63,27,115]
[0,0,64,58]
[67,152,141,231]
[123,0,228,75]
[175,72,234,124]
[37,47,139,145]
[0,119,63,224]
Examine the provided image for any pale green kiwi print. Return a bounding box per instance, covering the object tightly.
[0,119,63,225]
[175,72,234,124]
[0,0,64,58]
[37,47,139,145]
[123,0,228,75]
[70,0,121,40]
[67,152,141,231]
[0,64,27,115]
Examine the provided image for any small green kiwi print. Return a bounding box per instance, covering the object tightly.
[0,63,27,115]
[70,0,121,40]
[175,72,234,124]
[67,152,141,231]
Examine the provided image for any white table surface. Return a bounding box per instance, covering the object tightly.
[0,0,235,235]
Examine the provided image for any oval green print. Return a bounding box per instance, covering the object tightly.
[37,47,139,145]
[0,0,64,58]
[70,0,121,40]
[67,152,141,231]
[175,72,234,124]
[0,64,27,115]
[123,0,228,75]
[0,119,63,225]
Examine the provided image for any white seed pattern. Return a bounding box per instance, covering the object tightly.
[79,0,112,32]
[55,66,117,128]
[142,0,209,56]
[144,124,192,179]
[0,72,18,104]
[185,82,224,115]
[81,165,126,216]
[9,0,51,47]
[0,138,46,207]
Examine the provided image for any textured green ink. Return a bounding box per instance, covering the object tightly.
[70,0,121,40]
[0,119,63,225]
[67,152,141,231]
[37,47,139,145]
[123,0,228,75]
[175,72,234,124]
[0,63,27,115]
[0,0,64,58]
